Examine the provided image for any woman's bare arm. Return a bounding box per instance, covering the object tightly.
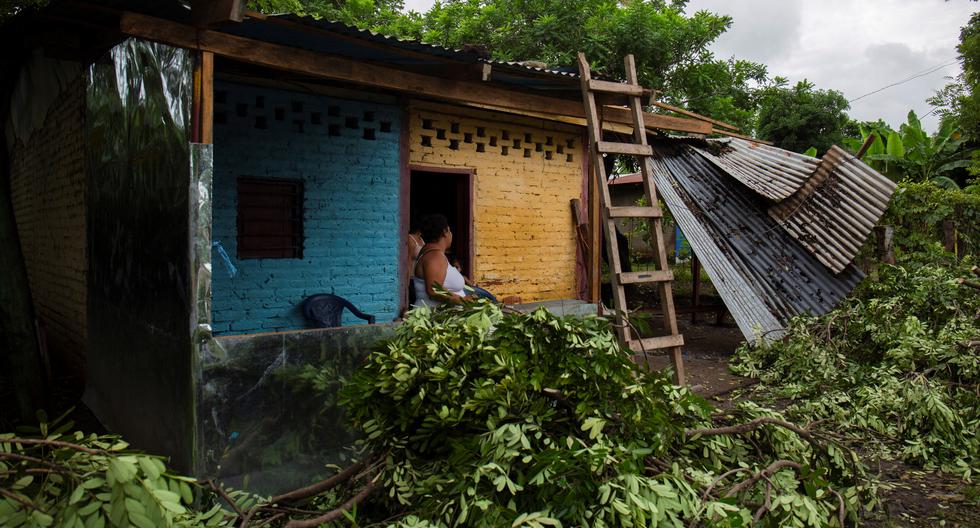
[421,253,463,304]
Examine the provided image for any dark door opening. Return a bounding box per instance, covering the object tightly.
[409,168,473,277]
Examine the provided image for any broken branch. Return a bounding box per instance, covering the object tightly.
[283,479,380,528]
[271,457,371,504]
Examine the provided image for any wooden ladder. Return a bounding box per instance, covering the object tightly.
[577,52,685,385]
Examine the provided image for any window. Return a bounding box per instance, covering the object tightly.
[237,177,304,259]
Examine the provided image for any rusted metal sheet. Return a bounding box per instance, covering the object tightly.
[648,143,865,341]
[689,138,819,201]
[769,146,898,273]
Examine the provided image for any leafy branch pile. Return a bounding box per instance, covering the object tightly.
[731,259,980,478]
[3,304,874,527]
[336,303,870,527]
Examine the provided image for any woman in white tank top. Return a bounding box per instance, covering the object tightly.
[413,214,467,307]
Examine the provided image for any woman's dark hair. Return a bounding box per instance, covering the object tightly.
[419,214,449,243]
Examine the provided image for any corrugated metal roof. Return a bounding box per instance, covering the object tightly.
[649,142,866,340]
[768,146,898,273]
[689,138,820,201]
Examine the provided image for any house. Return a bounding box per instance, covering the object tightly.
[0,0,893,494]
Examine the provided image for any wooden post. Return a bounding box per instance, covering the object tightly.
[875,225,895,265]
[943,220,957,254]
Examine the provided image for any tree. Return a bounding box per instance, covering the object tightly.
[756,79,850,154]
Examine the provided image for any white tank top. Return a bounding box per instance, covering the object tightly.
[413,251,467,307]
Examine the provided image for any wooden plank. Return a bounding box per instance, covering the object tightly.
[200,51,214,144]
[607,206,662,218]
[618,270,672,284]
[191,0,244,27]
[118,13,715,135]
[628,334,685,352]
[649,98,740,132]
[596,141,653,156]
[588,79,646,96]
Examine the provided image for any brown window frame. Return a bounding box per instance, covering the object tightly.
[236,176,304,259]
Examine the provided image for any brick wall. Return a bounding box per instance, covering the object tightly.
[409,102,585,301]
[211,82,401,335]
[8,75,87,366]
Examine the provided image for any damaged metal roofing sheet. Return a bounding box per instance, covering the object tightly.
[689,138,819,201]
[648,141,865,340]
[769,146,898,273]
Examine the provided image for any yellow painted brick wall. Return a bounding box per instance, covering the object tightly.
[9,75,87,367]
[409,102,585,301]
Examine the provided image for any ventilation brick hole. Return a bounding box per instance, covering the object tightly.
[363,110,375,122]
[436,128,447,140]
[566,138,575,148]
[310,112,322,125]
[464,132,473,143]
[275,108,285,121]
[215,90,227,104]
[328,106,341,117]
[566,153,574,163]
[524,133,532,143]
[501,146,509,156]
[236,103,248,117]
[345,117,359,128]
[449,139,460,150]
[379,121,392,133]
[363,128,376,140]
[215,112,227,125]
[502,130,510,140]
[328,124,341,136]
[476,143,485,152]
[422,118,434,130]
[535,142,543,152]
[421,135,432,147]
[476,127,486,137]
[513,139,522,148]
[292,120,304,133]
[523,148,531,158]
[255,96,265,108]
[556,145,565,154]
[291,101,303,113]
[545,151,553,160]
[254,116,267,129]
[489,136,498,146]
[450,122,460,134]
[546,136,553,146]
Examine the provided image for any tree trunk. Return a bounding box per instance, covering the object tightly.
[0,137,46,421]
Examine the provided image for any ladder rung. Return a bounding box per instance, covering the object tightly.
[629,334,685,352]
[597,141,653,156]
[608,206,662,218]
[618,270,673,284]
[588,79,646,96]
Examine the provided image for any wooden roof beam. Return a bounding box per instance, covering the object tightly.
[118,12,713,136]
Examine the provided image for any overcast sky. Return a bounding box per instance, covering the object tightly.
[402,0,976,133]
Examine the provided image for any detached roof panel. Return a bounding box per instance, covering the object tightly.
[649,142,865,340]
[690,138,820,201]
[769,146,898,273]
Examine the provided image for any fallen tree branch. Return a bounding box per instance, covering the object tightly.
[0,437,106,456]
[283,479,380,528]
[685,416,814,443]
[271,457,371,504]
[725,460,802,498]
[0,488,45,513]
[202,480,244,522]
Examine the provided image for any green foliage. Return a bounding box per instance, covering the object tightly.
[0,412,236,528]
[881,180,980,257]
[732,261,980,478]
[756,79,850,154]
[340,302,869,527]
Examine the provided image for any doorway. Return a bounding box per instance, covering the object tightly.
[409,167,473,277]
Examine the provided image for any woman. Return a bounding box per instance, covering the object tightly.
[413,214,467,306]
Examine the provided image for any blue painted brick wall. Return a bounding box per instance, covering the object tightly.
[211,81,401,335]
